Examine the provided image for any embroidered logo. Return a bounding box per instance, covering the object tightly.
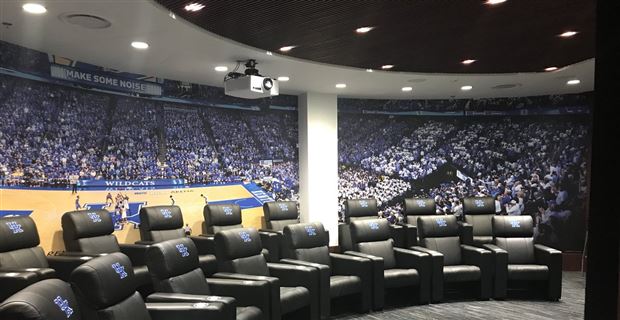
[510,220,521,228]
[278,203,289,211]
[5,221,23,234]
[359,200,369,208]
[87,212,102,223]
[368,221,379,230]
[112,262,128,279]
[54,296,74,318]
[305,225,317,236]
[474,199,486,208]
[160,208,173,219]
[239,231,252,243]
[223,206,233,216]
[436,218,447,227]
[416,200,427,207]
[176,244,189,257]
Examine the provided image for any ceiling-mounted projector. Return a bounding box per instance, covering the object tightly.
[224,59,279,99]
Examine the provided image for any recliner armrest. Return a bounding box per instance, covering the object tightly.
[343,251,385,310]
[190,235,216,255]
[147,292,236,306]
[534,244,562,265]
[267,262,318,289]
[207,277,270,311]
[409,246,444,302]
[460,244,492,267]
[46,254,94,281]
[394,248,431,303]
[259,232,281,262]
[397,223,418,247]
[388,224,405,248]
[0,271,42,301]
[482,244,508,299]
[146,302,235,320]
[329,253,373,312]
[457,221,474,245]
[213,272,281,320]
[534,244,562,300]
[119,243,149,266]
[280,258,329,319]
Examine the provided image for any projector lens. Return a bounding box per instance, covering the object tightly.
[263,78,273,90]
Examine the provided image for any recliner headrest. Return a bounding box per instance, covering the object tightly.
[350,219,390,244]
[146,238,200,280]
[493,216,534,238]
[283,222,328,249]
[204,204,242,227]
[62,210,114,240]
[344,199,378,221]
[214,228,263,260]
[139,206,183,231]
[417,215,459,238]
[0,216,40,252]
[0,279,81,320]
[463,197,495,215]
[70,253,136,310]
[403,198,436,216]
[263,201,298,221]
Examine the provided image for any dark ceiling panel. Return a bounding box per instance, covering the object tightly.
[155,0,595,73]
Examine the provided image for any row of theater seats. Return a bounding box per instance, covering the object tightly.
[0,198,562,320]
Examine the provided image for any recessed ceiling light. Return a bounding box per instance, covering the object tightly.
[355,26,374,34]
[461,59,476,65]
[266,51,273,56]
[335,83,347,89]
[22,3,47,14]
[277,76,289,82]
[366,69,373,73]
[131,41,149,49]
[559,31,578,38]
[381,65,394,70]
[485,0,507,4]
[279,46,296,52]
[566,79,580,85]
[214,66,228,72]
[461,85,473,91]
[402,87,413,92]
[545,67,558,72]
[184,3,205,12]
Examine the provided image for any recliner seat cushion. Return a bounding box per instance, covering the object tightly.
[329,275,362,298]
[383,269,420,288]
[443,265,481,283]
[279,286,310,315]
[495,238,536,264]
[507,264,549,281]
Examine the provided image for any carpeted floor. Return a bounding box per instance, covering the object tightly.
[331,272,585,320]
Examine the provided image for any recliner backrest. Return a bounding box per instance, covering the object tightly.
[350,219,396,269]
[344,199,378,223]
[403,198,436,226]
[492,216,536,264]
[70,253,152,320]
[203,204,243,235]
[417,215,462,265]
[0,279,82,320]
[263,201,299,232]
[146,238,211,295]
[62,210,121,254]
[0,216,49,269]
[282,222,330,267]
[214,228,269,276]
[463,197,495,242]
[139,206,186,242]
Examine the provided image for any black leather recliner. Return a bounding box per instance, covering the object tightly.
[145,237,263,320]
[213,228,320,320]
[0,216,93,300]
[202,204,280,262]
[462,197,496,246]
[0,278,82,320]
[483,215,562,300]
[280,222,372,318]
[338,199,410,251]
[346,218,431,309]
[259,201,300,261]
[412,215,493,302]
[70,252,236,320]
[61,209,152,295]
[399,198,437,247]
[139,205,217,275]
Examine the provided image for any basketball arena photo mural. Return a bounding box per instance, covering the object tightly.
[338,95,592,252]
[0,41,299,252]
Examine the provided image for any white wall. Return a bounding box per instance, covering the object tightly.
[298,92,339,246]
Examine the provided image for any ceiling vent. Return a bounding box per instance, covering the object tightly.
[60,14,111,29]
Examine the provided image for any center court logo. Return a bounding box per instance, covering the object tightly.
[112,262,128,279]
[368,221,379,230]
[160,208,173,219]
[5,221,24,234]
[510,220,521,228]
[54,296,73,318]
[87,212,102,223]
[436,218,447,227]
[474,199,486,208]
[176,244,189,257]
[359,200,369,208]
[416,200,427,207]
[223,206,233,216]
[305,225,317,236]
[239,231,252,243]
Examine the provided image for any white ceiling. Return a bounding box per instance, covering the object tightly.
[0,0,595,99]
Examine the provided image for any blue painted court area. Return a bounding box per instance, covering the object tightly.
[208,197,263,209]
[0,210,33,217]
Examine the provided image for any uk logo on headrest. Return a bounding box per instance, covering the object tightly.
[112,262,128,279]
[239,231,252,243]
[176,244,189,257]
[510,220,521,228]
[160,208,173,219]
[474,199,486,208]
[223,206,233,216]
[436,218,448,227]
[305,225,317,236]
[87,212,102,223]
[54,296,74,318]
[416,200,427,207]
[5,221,23,234]
[359,200,369,208]
[278,203,289,212]
[368,221,379,230]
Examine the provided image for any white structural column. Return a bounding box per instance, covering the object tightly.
[298,92,339,246]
